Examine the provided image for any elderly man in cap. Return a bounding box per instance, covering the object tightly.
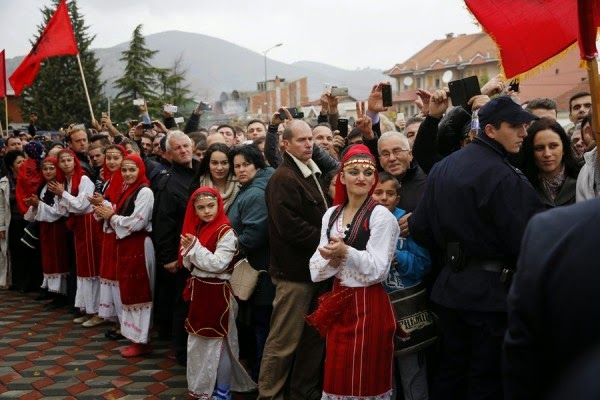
[408,95,544,400]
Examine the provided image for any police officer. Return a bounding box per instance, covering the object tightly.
[408,95,544,400]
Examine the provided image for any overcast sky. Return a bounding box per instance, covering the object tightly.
[1,0,481,70]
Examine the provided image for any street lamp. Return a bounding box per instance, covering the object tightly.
[263,43,283,118]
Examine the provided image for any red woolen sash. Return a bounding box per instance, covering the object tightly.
[99,231,118,281]
[117,231,152,306]
[72,213,102,278]
[40,219,70,275]
[183,276,232,338]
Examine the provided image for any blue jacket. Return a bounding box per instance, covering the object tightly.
[409,133,544,312]
[383,208,431,291]
[227,167,275,305]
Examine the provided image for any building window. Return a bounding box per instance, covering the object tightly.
[435,78,440,89]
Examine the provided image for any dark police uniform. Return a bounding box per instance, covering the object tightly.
[408,98,543,400]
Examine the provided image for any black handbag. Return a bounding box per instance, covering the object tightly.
[388,282,439,356]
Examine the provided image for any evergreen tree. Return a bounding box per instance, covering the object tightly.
[156,54,193,109]
[112,24,161,123]
[19,0,104,130]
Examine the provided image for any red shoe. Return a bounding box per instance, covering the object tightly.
[120,343,152,358]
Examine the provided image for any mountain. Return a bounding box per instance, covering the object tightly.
[6,30,387,102]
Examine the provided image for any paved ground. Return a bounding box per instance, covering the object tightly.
[0,289,256,399]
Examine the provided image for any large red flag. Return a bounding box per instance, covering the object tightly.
[9,0,78,96]
[0,50,6,98]
[465,0,579,78]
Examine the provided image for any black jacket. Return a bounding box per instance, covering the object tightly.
[409,133,544,312]
[398,163,427,213]
[152,159,200,265]
[504,199,600,399]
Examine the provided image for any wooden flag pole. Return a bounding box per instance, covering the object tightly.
[587,56,600,162]
[76,53,94,123]
[3,97,7,137]
[0,102,3,137]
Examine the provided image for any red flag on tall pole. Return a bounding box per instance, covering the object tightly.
[9,0,78,96]
[465,0,579,78]
[0,50,6,98]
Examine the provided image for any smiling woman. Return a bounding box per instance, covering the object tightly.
[191,143,239,212]
[522,118,582,208]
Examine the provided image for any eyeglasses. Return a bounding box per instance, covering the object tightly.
[379,148,409,160]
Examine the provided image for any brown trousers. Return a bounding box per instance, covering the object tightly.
[257,277,327,400]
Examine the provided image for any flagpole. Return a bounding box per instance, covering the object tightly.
[76,53,94,122]
[587,57,600,162]
[3,97,7,137]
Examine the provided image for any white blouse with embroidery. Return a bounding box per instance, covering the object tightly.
[181,230,238,280]
[25,185,68,223]
[309,205,399,287]
[59,175,94,214]
[109,187,153,239]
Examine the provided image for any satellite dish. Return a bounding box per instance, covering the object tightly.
[442,70,454,83]
[403,76,413,86]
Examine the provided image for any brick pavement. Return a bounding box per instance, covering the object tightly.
[0,289,188,399]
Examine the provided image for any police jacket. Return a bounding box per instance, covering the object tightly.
[408,132,544,312]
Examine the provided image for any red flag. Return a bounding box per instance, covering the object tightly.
[465,0,578,78]
[578,0,600,60]
[0,50,6,98]
[9,0,78,96]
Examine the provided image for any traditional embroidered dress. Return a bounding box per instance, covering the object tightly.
[24,158,70,294]
[109,155,155,344]
[180,187,256,398]
[58,150,102,314]
[307,145,399,400]
[98,146,126,320]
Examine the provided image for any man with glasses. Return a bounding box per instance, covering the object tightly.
[377,131,427,214]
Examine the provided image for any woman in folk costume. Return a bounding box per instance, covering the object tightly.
[90,145,126,340]
[307,144,399,400]
[179,187,255,400]
[49,149,103,327]
[23,157,70,308]
[94,155,155,357]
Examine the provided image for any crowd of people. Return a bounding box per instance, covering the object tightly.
[0,77,596,400]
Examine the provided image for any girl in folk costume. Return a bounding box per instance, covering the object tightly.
[50,149,103,326]
[90,145,126,339]
[23,158,70,308]
[94,155,155,357]
[307,144,399,400]
[180,187,255,400]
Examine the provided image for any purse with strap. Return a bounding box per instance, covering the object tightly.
[229,258,263,301]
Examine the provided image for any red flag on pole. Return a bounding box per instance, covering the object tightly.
[465,0,579,78]
[9,0,78,96]
[578,0,600,60]
[0,50,6,98]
